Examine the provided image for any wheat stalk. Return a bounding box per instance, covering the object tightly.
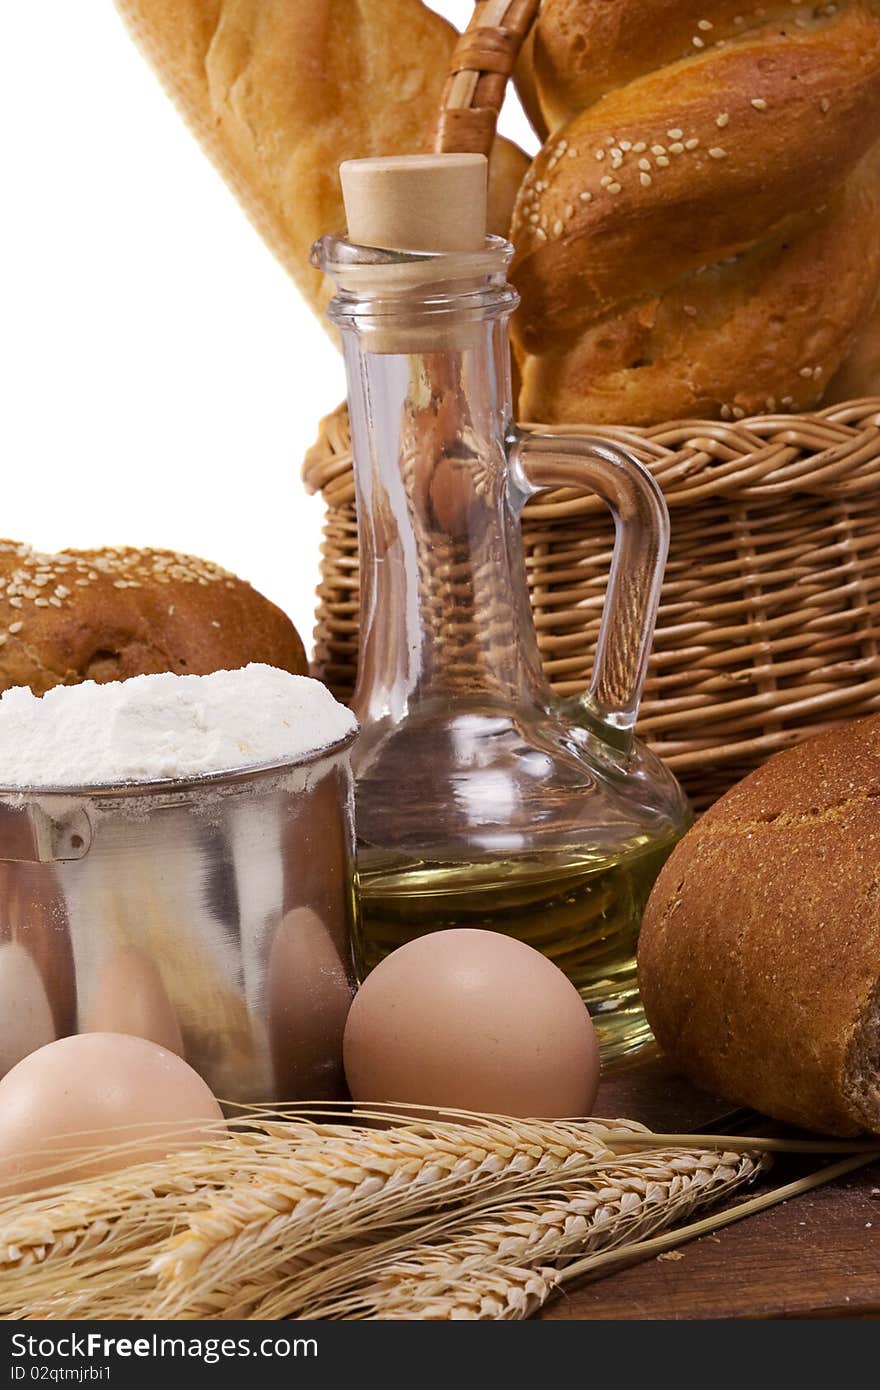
[0,1106,871,1322]
[146,1115,638,1318]
[0,1112,632,1319]
[289,1148,763,1319]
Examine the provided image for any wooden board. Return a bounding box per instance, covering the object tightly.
[537,1052,880,1320]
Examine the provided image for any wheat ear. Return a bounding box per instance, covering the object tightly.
[146,1116,634,1318]
[285,1148,764,1319]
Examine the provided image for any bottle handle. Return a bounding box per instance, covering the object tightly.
[508,430,669,751]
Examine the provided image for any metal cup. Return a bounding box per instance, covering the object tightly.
[0,734,358,1102]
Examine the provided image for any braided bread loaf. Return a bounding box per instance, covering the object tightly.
[512,2,880,424]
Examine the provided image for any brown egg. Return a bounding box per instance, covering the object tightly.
[82,946,184,1056]
[343,928,600,1118]
[0,1033,224,1194]
[268,907,355,1100]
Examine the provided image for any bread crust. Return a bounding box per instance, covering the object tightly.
[638,714,880,1135]
[114,0,528,321]
[0,541,307,695]
[513,3,880,423]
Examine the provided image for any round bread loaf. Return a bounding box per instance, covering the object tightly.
[638,714,880,1135]
[0,541,307,695]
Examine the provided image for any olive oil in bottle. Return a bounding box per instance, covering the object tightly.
[356,832,680,1061]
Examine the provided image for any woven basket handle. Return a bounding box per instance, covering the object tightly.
[432,0,539,155]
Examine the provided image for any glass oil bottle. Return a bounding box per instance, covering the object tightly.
[314,155,690,1060]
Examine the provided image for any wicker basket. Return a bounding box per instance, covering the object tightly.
[303,1,880,810]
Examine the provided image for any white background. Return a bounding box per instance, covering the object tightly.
[1,2,535,652]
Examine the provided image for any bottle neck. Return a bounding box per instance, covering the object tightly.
[340,311,548,727]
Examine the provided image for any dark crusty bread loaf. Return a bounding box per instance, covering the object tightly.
[638,714,880,1135]
[0,541,307,695]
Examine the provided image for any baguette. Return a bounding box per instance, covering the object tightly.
[114,0,529,321]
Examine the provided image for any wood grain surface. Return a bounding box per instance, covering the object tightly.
[538,1051,880,1320]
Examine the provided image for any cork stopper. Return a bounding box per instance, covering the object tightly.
[340,154,488,254]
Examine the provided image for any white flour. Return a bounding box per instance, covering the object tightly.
[0,664,357,787]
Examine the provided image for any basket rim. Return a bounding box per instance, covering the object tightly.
[303,397,880,507]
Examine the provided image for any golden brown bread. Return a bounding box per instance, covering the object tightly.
[114,0,529,322]
[0,541,307,695]
[638,714,880,1135]
[512,2,880,424]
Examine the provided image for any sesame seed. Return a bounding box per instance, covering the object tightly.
[608,182,622,194]
[656,155,671,167]
[567,147,578,158]
[639,158,652,171]
[579,191,592,201]
[564,203,574,217]
[558,139,567,153]
[600,174,613,186]
[535,181,545,191]
[49,596,62,608]
[535,227,547,240]
[697,18,713,29]
[765,397,776,411]
[34,598,49,608]
[651,145,666,156]
[683,305,698,317]
[709,147,728,159]
[595,149,605,161]
[667,129,684,140]
[528,212,539,224]
[605,136,616,146]
[669,142,685,155]
[733,407,746,420]
[8,621,22,634]
[619,141,632,151]
[686,138,700,149]
[751,98,768,111]
[8,598,21,609]
[716,113,730,128]
[799,367,814,379]
[633,141,647,153]
[720,405,733,421]
[813,366,823,380]
[611,147,623,159]
[820,97,831,113]
[640,172,653,187]
[75,578,89,587]
[782,396,795,408]
[693,35,705,47]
